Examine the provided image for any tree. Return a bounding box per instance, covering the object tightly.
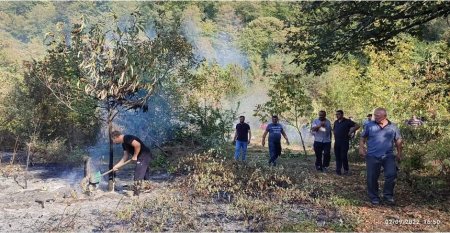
[177,62,244,146]
[254,74,312,156]
[27,12,194,190]
[306,35,450,122]
[285,1,450,74]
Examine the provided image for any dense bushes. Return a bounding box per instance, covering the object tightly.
[401,123,450,178]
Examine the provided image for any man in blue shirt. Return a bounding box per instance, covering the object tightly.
[359,108,403,205]
[261,115,290,166]
[333,110,360,175]
[233,116,251,161]
[363,114,373,127]
[311,110,332,172]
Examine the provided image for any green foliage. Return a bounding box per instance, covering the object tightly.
[179,104,238,148]
[239,17,285,56]
[175,149,358,232]
[254,74,312,124]
[278,220,319,232]
[150,153,168,169]
[285,1,450,74]
[238,17,289,81]
[178,151,293,197]
[190,62,244,105]
[36,12,194,111]
[401,122,450,181]
[329,196,363,207]
[172,61,243,148]
[66,147,88,165]
[254,73,312,155]
[28,137,85,164]
[308,35,450,122]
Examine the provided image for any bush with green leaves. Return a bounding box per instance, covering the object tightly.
[178,105,237,149]
[401,122,450,181]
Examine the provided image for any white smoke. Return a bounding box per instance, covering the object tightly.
[181,5,249,68]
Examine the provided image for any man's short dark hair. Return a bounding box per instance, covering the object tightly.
[336,110,344,115]
[111,131,121,138]
[239,116,245,119]
[367,114,373,117]
[272,115,278,119]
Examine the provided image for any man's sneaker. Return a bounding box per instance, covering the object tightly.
[371,200,380,205]
[322,167,328,172]
[316,166,323,172]
[343,170,349,176]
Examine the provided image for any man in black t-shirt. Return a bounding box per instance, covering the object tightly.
[233,116,251,161]
[333,110,360,175]
[111,131,152,195]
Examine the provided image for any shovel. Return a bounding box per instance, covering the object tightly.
[80,159,132,192]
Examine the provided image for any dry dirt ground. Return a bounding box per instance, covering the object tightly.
[1,145,449,232]
[0,160,155,232]
[247,146,450,232]
[0,153,249,232]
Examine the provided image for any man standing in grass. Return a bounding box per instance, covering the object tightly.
[333,110,360,175]
[233,116,251,161]
[359,108,402,205]
[311,110,332,172]
[261,115,290,166]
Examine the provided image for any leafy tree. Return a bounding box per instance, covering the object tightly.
[238,17,287,81]
[239,17,285,57]
[307,35,449,122]
[174,61,244,147]
[28,12,194,189]
[190,62,244,106]
[254,74,312,156]
[285,1,450,74]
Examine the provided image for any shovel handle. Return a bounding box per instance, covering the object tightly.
[101,159,132,176]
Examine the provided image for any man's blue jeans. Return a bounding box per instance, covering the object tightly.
[234,140,248,161]
[366,155,397,202]
[269,140,281,165]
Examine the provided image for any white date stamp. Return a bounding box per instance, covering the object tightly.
[384,219,441,225]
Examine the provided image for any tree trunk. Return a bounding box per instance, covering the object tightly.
[297,128,308,157]
[25,144,31,189]
[10,135,19,165]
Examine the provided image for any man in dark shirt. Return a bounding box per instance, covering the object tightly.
[261,115,290,166]
[233,116,251,161]
[111,131,152,195]
[333,110,360,175]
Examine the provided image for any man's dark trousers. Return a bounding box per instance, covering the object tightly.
[313,141,331,169]
[269,140,281,165]
[366,155,397,202]
[334,142,349,174]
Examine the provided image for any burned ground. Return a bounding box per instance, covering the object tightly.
[0,145,449,232]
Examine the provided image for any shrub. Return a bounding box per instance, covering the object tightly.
[28,137,84,165]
